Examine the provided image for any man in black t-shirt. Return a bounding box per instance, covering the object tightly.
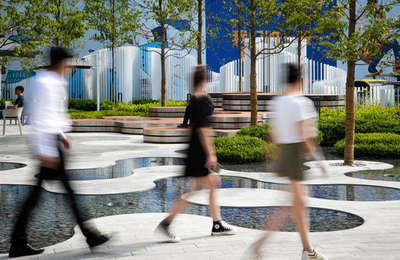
[7,86,24,109]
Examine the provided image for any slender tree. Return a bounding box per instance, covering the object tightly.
[133,0,197,106]
[85,0,139,102]
[197,0,203,64]
[212,0,296,124]
[316,0,399,165]
[246,0,296,125]
[280,0,329,69]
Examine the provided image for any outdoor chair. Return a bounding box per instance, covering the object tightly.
[2,107,23,136]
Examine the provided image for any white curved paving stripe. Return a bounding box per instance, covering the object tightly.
[0,129,400,259]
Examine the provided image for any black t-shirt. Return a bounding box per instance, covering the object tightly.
[15,96,24,107]
[190,95,214,128]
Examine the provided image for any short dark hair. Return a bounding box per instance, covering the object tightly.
[193,65,208,88]
[50,47,73,67]
[15,86,24,93]
[285,63,302,84]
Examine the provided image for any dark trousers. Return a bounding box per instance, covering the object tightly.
[182,102,191,125]
[11,147,93,244]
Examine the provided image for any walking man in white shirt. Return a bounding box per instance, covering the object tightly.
[9,47,109,258]
[249,63,328,260]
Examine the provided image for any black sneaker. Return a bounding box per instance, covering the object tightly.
[86,234,110,248]
[9,243,44,258]
[155,221,181,243]
[211,221,235,236]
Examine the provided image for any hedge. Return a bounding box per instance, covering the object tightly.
[334,133,400,158]
[236,123,271,141]
[69,100,188,119]
[215,135,276,164]
[236,123,323,143]
[319,106,400,146]
[68,109,147,119]
[68,99,97,111]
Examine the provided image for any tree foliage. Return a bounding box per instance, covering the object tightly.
[315,0,400,165]
[131,0,197,106]
[1,0,88,68]
[85,0,140,101]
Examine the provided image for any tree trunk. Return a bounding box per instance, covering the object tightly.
[237,0,242,92]
[297,34,301,70]
[197,0,203,65]
[344,0,357,166]
[110,0,115,102]
[111,44,115,102]
[249,0,257,126]
[160,0,166,106]
[54,0,61,46]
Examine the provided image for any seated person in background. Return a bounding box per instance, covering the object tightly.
[7,86,24,109]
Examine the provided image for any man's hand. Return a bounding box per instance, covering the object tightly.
[62,138,72,150]
[205,154,217,171]
[41,156,60,169]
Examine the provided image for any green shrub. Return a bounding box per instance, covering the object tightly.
[0,99,5,110]
[319,106,400,146]
[69,110,147,119]
[215,135,276,164]
[100,100,115,110]
[133,98,159,105]
[68,99,97,111]
[334,133,400,158]
[166,100,187,106]
[113,102,159,113]
[236,123,270,141]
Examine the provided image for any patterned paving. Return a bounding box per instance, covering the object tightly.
[0,125,400,259]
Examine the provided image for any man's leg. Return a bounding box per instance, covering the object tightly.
[57,148,109,247]
[9,175,45,257]
[11,178,43,245]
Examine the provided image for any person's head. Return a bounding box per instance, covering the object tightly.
[192,65,208,91]
[15,86,24,96]
[285,63,303,91]
[49,47,72,71]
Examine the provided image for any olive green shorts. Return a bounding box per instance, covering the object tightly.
[277,143,304,181]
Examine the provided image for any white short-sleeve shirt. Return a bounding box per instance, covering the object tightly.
[271,95,316,144]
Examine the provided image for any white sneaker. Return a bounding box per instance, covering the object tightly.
[155,221,181,243]
[301,250,328,260]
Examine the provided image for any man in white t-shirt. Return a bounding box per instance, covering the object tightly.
[249,64,328,260]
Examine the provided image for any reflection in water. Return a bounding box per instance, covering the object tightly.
[346,167,400,182]
[0,162,26,171]
[66,157,185,180]
[0,176,365,253]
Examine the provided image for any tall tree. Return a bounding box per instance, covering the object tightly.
[85,0,139,102]
[133,0,196,106]
[316,0,399,165]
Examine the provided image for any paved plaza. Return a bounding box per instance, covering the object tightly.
[1,125,400,260]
